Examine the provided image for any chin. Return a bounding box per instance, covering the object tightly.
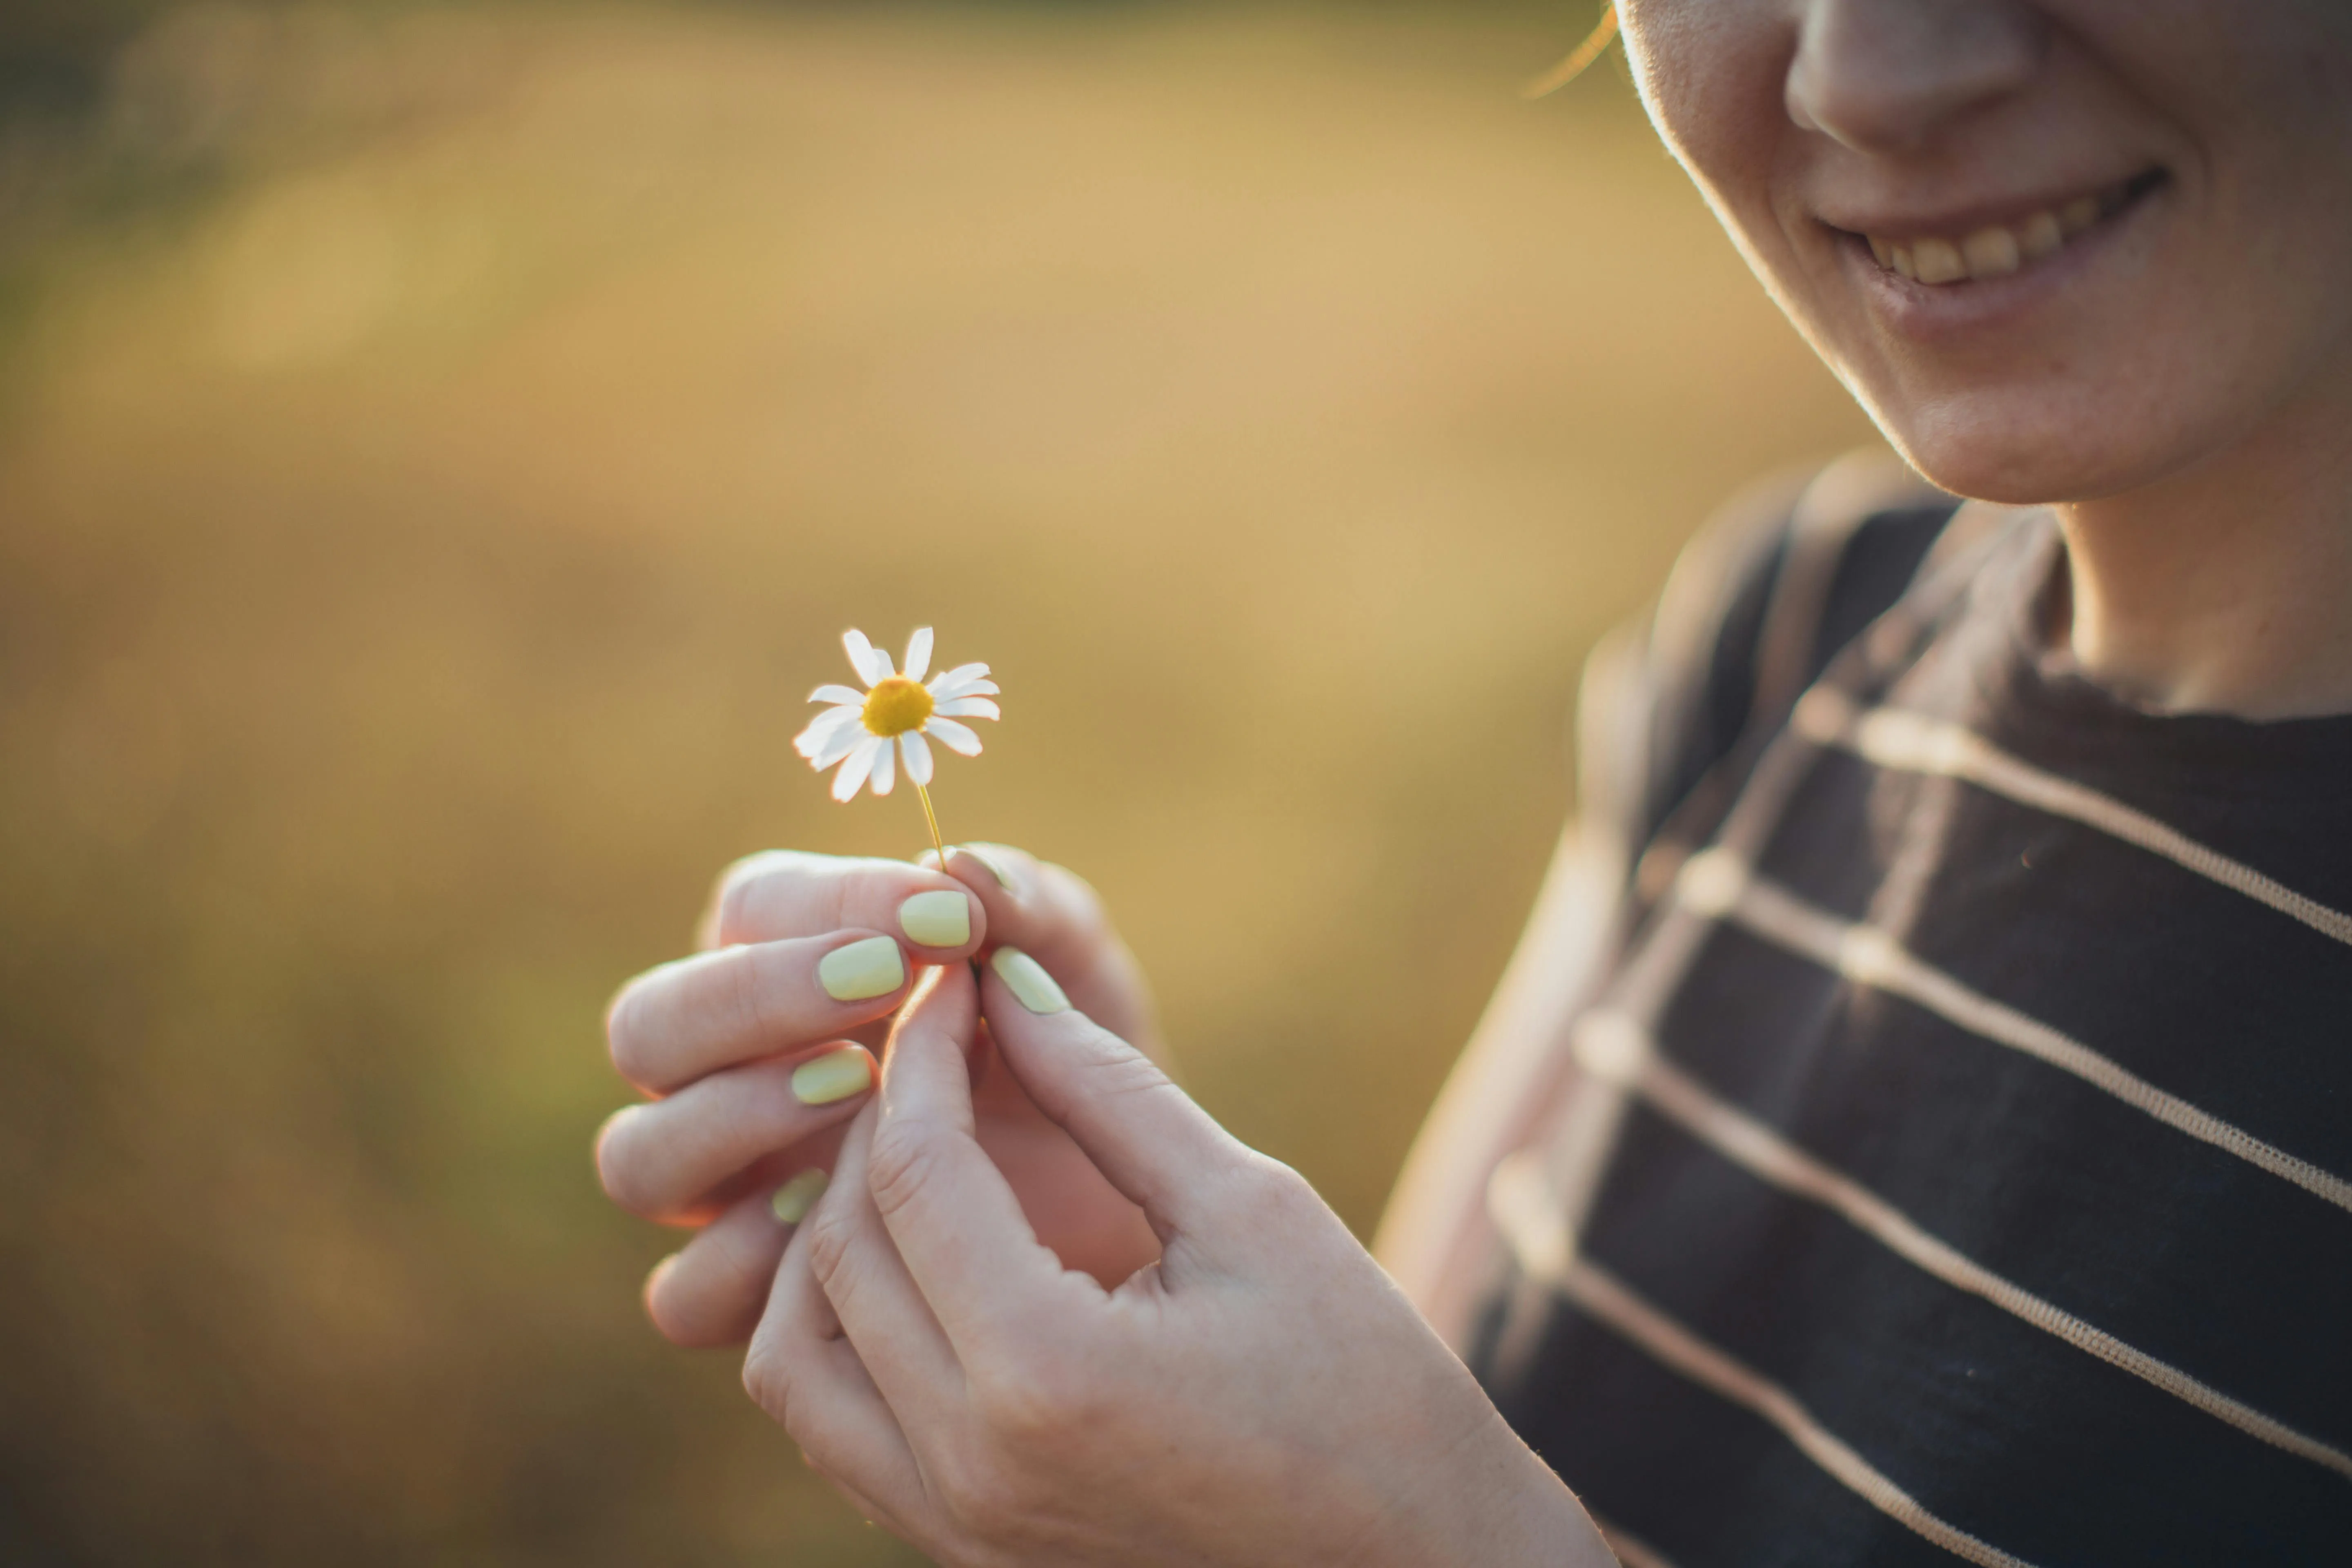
[1855,381,2207,508]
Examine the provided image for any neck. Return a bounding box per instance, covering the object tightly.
[2054,376,2352,721]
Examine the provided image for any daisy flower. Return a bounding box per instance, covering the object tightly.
[793,627,1000,804]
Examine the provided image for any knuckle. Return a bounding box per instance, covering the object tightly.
[800,1200,859,1292]
[1036,862,1109,936]
[604,978,651,1080]
[1227,1153,1318,1220]
[724,943,784,1040]
[592,1107,651,1210]
[740,1338,794,1422]
[694,945,797,1057]
[711,849,800,946]
[1062,1036,1183,1118]
[654,1245,758,1349]
[701,1208,769,1285]
[644,1268,704,1347]
[709,857,766,947]
[818,872,856,934]
[1072,1038,1165,1100]
[863,1120,946,1221]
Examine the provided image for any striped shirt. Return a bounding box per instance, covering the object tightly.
[1464,471,2352,1566]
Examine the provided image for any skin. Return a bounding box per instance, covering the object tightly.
[1625,0,2352,715]
[601,2,2352,1559]
[598,846,1162,1344]
[600,849,1605,1561]
[746,967,1597,1568]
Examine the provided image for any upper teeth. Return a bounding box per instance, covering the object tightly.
[1867,192,2109,285]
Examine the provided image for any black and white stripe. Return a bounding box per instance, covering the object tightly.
[1470,502,2352,1566]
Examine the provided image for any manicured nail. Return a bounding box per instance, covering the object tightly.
[990,946,1069,1014]
[769,1168,830,1224]
[898,889,972,948]
[791,1047,873,1105]
[817,936,904,1001]
[953,843,1019,892]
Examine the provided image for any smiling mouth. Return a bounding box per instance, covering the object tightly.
[1851,169,2168,286]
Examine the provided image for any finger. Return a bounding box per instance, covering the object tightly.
[921,843,1158,1049]
[980,947,1252,1242]
[608,931,911,1093]
[643,1166,831,1347]
[702,849,986,960]
[744,1192,930,1538]
[598,1045,874,1220]
[802,1098,969,1428]
[969,1058,1160,1288]
[866,964,1087,1346]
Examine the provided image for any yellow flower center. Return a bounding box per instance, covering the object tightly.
[861,676,934,737]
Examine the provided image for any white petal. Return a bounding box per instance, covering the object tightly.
[924,716,983,756]
[903,628,933,685]
[868,732,896,796]
[898,731,934,786]
[794,704,862,750]
[808,722,869,769]
[933,697,1000,721]
[832,736,883,802]
[929,662,989,693]
[842,629,893,685]
[927,674,998,702]
[795,705,861,743]
[809,684,868,707]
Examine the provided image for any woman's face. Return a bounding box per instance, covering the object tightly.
[1618,0,2352,504]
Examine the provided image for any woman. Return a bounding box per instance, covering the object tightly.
[593,1,2352,1561]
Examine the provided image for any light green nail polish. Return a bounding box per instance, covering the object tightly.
[818,936,904,1001]
[953,843,1018,892]
[990,946,1069,1015]
[791,1047,873,1105]
[770,1168,830,1224]
[899,890,972,948]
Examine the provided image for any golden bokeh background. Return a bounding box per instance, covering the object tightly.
[0,4,1874,1562]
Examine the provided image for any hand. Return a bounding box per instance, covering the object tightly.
[746,958,1609,1568]
[597,844,1162,1348]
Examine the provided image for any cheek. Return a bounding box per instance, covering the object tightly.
[1621,5,1822,324]
[1623,2,1790,207]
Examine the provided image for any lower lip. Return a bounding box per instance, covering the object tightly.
[1836,183,2165,345]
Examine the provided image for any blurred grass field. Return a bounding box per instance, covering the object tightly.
[0,4,1876,1562]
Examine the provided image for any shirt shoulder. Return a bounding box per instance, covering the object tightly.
[1590,451,1961,860]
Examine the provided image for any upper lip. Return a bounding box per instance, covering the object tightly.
[1814,169,2158,240]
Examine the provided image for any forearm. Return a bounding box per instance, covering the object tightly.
[1377,815,1631,1342]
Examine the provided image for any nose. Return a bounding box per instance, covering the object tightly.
[1786,0,2047,152]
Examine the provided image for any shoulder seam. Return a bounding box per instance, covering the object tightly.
[1748,450,1949,730]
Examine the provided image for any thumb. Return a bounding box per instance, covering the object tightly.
[978,946,1258,1244]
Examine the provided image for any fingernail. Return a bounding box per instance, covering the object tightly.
[817,936,904,1001]
[952,843,1019,892]
[769,1168,830,1224]
[990,946,1069,1015]
[898,889,971,948]
[791,1047,873,1105]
